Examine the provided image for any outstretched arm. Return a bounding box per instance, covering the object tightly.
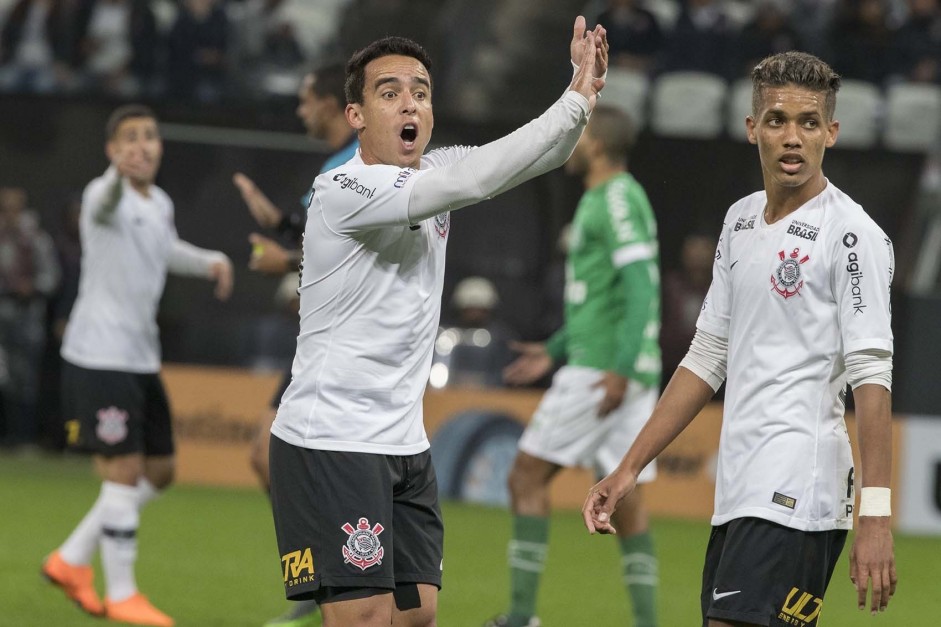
[169,239,233,300]
[407,19,606,223]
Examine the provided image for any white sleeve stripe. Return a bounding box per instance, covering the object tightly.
[612,242,658,268]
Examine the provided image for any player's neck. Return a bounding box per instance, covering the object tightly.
[128,179,153,198]
[584,162,626,190]
[764,174,827,224]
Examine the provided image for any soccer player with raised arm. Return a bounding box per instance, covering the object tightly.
[583,51,898,627]
[267,17,607,627]
[488,105,661,627]
[43,104,233,627]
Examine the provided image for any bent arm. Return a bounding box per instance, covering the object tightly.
[89,167,124,225]
[168,239,229,277]
[407,91,590,223]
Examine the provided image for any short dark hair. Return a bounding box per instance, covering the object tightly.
[105,104,157,140]
[344,36,433,105]
[586,105,636,164]
[309,62,347,104]
[751,51,841,121]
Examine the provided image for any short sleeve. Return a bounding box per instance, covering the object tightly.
[832,221,894,355]
[696,217,733,340]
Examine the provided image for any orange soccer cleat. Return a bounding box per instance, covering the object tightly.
[42,551,105,616]
[105,593,175,627]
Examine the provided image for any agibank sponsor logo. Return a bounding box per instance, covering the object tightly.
[333,173,376,199]
[846,252,866,315]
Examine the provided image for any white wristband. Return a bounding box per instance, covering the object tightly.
[859,487,892,517]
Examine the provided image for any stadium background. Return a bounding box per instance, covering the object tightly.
[2,0,941,625]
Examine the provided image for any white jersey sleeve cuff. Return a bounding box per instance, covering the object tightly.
[679,328,728,392]
[845,348,893,391]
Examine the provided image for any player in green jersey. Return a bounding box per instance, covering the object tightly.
[486,105,661,627]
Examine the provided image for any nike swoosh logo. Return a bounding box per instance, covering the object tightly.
[730,260,739,269]
[713,588,741,601]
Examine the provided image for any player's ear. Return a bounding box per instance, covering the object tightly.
[745,116,758,145]
[346,103,365,132]
[826,119,839,147]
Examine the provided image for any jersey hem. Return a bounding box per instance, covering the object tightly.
[711,508,853,532]
[60,352,160,375]
[270,424,430,456]
[844,338,893,355]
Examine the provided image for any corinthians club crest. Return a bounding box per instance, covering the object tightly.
[771,247,809,299]
[341,517,384,571]
[96,406,129,444]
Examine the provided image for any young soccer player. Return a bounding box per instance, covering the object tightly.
[584,51,898,626]
[43,104,233,627]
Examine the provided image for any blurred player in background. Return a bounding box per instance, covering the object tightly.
[584,51,898,626]
[488,105,661,627]
[267,17,607,627]
[42,104,233,627]
[233,61,358,627]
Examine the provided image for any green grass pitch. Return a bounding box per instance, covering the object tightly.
[3,453,938,626]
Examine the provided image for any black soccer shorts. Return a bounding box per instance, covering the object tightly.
[61,360,174,457]
[269,436,444,603]
[701,516,847,626]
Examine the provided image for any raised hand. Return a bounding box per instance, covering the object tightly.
[570,16,609,80]
[233,172,283,229]
[569,28,606,111]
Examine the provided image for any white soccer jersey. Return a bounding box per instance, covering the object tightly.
[698,180,894,532]
[271,148,467,455]
[271,90,590,456]
[62,167,227,373]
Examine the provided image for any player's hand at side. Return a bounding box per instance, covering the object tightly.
[568,27,605,111]
[233,172,283,229]
[593,371,628,418]
[503,341,554,386]
[570,15,608,80]
[582,469,636,535]
[248,233,292,275]
[849,516,897,615]
[209,257,233,301]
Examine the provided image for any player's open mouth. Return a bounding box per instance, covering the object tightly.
[779,154,803,174]
[400,124,417,147]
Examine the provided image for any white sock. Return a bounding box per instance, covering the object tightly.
[137,477,160,508]
[59,483,108,565]
[99,481,140,603]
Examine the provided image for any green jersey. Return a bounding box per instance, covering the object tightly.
[546,172,661,387]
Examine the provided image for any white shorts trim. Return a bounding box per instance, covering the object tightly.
[518,365,658,480]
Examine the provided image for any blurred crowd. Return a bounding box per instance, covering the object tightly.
[593,0,941,87]
[2,0,941,105]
